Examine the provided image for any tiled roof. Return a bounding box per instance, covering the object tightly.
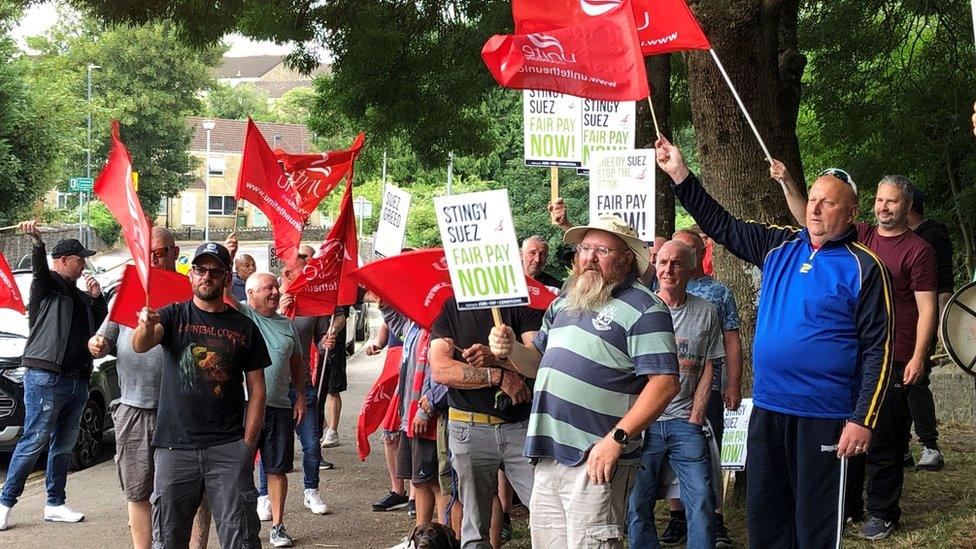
[212,55,285,79]
[187,117,313,154]
[252,80,312,99]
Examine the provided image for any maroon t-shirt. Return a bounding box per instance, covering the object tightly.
[855,222,937,362]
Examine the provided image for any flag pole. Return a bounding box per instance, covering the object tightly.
[646,96,662,138]
[707,49,773,165]
[0,225,18,232]
[550,167,559,204]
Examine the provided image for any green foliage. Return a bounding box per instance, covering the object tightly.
[88,201,120,246]
[204,82,270,121]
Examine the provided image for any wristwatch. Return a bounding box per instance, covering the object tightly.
[611,428,629,446]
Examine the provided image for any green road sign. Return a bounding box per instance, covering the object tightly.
[69,177,94,192]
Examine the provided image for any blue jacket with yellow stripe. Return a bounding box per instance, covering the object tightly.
[673,174,893,428]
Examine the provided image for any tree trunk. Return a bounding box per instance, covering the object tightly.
[685,0,804,394]
[637,55,675,239]
[945,157,975,277]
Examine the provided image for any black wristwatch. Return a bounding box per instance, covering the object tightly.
[611,428,629,446]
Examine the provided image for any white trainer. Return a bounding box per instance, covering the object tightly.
[303,488,330,515]
[43,504,85,523]
[0,503,11,531]
[257,495,272,522]
[321,428,339,448]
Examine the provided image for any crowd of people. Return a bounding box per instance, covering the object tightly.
[0,132,957,549]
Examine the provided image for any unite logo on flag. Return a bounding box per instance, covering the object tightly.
[580,0,624,16]
[523,34,577,64]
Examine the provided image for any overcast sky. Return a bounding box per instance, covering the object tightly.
[12,1,302,57]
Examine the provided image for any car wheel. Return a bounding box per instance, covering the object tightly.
[70,398,103,471]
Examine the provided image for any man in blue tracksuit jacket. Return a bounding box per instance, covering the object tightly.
[655,137,893,548]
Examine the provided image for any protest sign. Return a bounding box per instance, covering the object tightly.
[579,99,636,173]
[523,90,582,167]
[588,149,655,242]
[434,190,529,310]
[721,398,754,470]
[373,184,412,258]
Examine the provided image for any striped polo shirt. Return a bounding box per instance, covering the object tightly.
[525,277,679,466]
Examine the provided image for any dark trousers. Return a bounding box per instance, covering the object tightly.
[706,390,725,451]
[846,361,908,524]
[746,407,845,549]
[905,361,939,448]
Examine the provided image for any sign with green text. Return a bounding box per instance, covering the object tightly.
[721,398,754,471]
[578,99,636,174]
[434,189,529,310]
[588,150,655,242]
[523,90,582,167]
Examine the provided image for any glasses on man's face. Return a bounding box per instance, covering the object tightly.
[151,247,172,259]
[574,243,625,258]
[296,253,308,261]
[191,265,227,279]
[818,168,858,194]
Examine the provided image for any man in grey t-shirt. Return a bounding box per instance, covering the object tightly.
[628,240,723,548]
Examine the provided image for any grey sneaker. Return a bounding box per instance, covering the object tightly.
[916,446,944,471]
[270,523,294,548]
[858,516,895,540]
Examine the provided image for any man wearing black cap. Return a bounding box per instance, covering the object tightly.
[132,242,271,549]
[0,221,106,531]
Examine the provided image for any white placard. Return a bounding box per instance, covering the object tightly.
[721,398,754,471]
[588,149,655,242]
[434,189,529,310]
[578,99,636,174]
[523,90,583,167]
[374,185,412,258]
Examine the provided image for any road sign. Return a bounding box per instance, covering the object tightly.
[69,177,94,192]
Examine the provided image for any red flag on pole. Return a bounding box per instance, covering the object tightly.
[0,251,25,314]
[275,133,365,220]
[236,118,304,266]
[357,346,403,461]
[481,0,649,101]
[286,180,359,317]
[513,0,710,55]
[108,266,192,328]
[348,249,557,331]
[93,121,152,293]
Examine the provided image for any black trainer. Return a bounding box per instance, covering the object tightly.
[715,514,735,549]
[372,490,409,512]
[660,517,687,546]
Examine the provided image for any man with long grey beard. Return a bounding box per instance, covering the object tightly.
[489,215,680,548]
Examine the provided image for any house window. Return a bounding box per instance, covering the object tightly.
[208,195,237,215]
[57,192,73,210]
[208,156,226,177]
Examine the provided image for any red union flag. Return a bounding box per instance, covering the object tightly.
[286,180,359,316]
[236,118,303,265]
[513,0,710,55]
[275,133,365,220]
[348,249,557,331]
[0,251,25,314]
[357,345,402,460]
[93,121,152,292]
[108,266,192,328]
[482,0,649,101]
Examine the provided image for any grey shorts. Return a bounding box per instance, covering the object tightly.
[151,439,260,549]
[113,404,157,502]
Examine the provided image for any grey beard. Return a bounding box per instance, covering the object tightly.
[564,271,618,314]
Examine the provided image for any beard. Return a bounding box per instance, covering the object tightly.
[193,279,223,301]
[563,258,630,313]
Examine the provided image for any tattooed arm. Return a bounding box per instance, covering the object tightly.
[429,337,502,389]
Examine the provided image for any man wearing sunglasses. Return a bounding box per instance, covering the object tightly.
[132,242,271,549]
[657,137,893,549]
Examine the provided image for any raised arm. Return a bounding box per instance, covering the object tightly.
[769,158,806,225]
[488,324,543,378]
[132,306,164,353]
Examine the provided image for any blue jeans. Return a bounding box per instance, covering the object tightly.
[258,385,320,493]
[627,419,716,549]
[0,369,88,507]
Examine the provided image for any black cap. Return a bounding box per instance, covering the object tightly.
[50,239,96,259]
[192,242,231,269]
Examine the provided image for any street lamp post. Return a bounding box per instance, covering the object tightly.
[202,119,216,242]
[84,64,101,245]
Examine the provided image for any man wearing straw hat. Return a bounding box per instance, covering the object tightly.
[488,215,680,548]
[0,221,106,531]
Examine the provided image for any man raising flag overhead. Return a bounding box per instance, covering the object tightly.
[93,121,151,293]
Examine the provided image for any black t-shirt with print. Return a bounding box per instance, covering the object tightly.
[431,298,542,422]
[153,301,270,449]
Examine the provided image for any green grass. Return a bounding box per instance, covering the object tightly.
[504,423,976,548]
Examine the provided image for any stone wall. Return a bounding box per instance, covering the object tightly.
[0,225,107,267]
[932,364,976,426]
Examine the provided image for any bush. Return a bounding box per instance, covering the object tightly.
[88,202,121,247]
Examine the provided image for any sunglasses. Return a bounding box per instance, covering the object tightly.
[151,246,173,259]
[190,265,228,278]
[818,168,858,195]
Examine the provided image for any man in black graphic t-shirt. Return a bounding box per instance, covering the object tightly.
[133,242,270,549]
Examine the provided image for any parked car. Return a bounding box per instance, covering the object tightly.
[0,272,121,470]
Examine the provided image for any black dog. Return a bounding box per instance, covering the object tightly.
[409,522,460,549]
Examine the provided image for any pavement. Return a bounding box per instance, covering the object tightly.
[0,309,418,548]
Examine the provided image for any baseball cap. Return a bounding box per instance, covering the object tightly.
[50,239,96,259]
[192,242,231,269]
[563,215,649,274]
